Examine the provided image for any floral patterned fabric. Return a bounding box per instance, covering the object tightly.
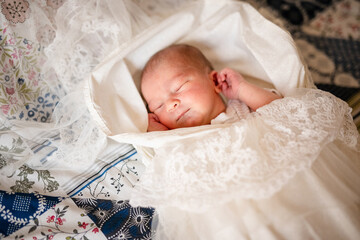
[303,0,360,40]
[0,190,62,238]
[1,0,30,24]
[0,1,154,239]
[0,24,58,121]
[6,197,107,240]
[0,0,359,239]
[73,198,154,240]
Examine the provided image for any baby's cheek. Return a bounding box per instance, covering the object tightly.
[158,116,172,128]
[186,89,205,105]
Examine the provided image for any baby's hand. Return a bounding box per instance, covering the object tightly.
[218,68,246,100]
[147,113,169,132]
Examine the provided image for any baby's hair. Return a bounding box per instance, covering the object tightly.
[141,44,214,82]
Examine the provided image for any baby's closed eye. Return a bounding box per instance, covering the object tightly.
[176,81,189,92]
[155,103,163,111]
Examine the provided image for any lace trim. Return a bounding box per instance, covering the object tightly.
[130,89,358,211]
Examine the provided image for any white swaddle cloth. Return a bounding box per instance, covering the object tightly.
[85,1,360,239]
[85,1,313,145]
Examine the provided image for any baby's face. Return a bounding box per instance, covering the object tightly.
[141,62,225,129]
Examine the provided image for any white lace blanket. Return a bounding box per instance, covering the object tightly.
[129,88,359,212]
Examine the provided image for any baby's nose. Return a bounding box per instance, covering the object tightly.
[166,99,180,112]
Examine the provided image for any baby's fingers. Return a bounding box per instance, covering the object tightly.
[220,80,229,91]
[217,71,227,83]
[148,113,159,122]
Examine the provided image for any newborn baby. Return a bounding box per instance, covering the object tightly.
[140,44,281,131]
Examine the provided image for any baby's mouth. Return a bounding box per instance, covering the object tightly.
[176,109,190,122]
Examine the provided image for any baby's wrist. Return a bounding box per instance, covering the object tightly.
[236,80,247,100]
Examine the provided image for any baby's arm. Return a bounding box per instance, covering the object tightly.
[147,113,169,132]
[218,68,281,111]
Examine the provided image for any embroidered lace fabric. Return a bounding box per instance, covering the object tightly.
[130,88,359,211]
[1,0,191,173]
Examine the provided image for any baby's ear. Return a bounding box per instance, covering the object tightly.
[209,71,221,93]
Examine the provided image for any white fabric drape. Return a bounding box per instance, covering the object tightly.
[2,1,359,239]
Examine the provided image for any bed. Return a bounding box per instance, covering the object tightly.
[0,0,359,239]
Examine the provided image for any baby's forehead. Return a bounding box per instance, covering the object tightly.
[141,47,200,89]
[143,54,185,78]
[143,63,183,87]
[141,62,173,91]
